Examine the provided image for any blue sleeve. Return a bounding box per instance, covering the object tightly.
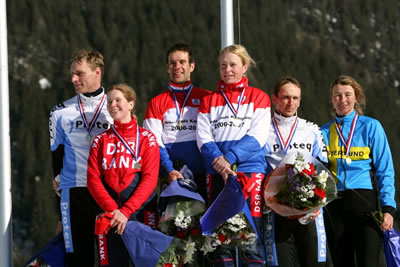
[160,147,174,175]
[370,121,396,209]
[200,142,224,169]
[225,134,262,164]
[312,129,328,164]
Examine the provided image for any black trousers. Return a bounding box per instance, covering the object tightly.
[274,214,329,267]
[97,230,133,267]
[66,187,98,267]
[324,189,381,267]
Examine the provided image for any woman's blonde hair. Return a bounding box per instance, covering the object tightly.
[219,44,256,70]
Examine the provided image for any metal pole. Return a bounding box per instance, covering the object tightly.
[220,0,235,49]
[0,0,13,265]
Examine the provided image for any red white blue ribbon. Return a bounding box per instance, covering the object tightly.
[220,87,246,118]
[169,84,193,124]
[111,124,140,164]
[272,116,299,155]
[77,94,106,135]
[334,113,358,158]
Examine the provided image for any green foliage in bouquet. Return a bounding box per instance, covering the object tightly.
[156,238,185,267]
[158,199,206,265]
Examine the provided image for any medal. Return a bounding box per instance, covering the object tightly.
[272,115,299,155]
[335,113,358,165]
[169,83,193,130]
[112,124,141,170]
[220,86,246,119]
[77,93,106,139]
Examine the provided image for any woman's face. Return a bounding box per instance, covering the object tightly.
[331,84,356,116]
[107,89,134,123]
[219,52,248,84]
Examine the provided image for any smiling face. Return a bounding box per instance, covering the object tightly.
[219,51,248,84]
[272,82,301,117]
[166,50,195,84]
[107,89,134,123]
[70,59,101,94]
[331,84,356,116]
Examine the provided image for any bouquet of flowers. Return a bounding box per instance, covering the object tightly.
[200,175,258,254]
[264,152,337,218]
[158,199,206,265]
[200,211,257,254]
[157,165,207,265]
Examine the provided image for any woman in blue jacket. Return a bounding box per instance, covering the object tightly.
[321,75,396,267]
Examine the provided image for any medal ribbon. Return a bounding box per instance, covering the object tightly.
[272,116,298,155]
[111,124,140,163]
[334,113,358,158]
[77,94,106,135]
[220,87,246,118]
[169,84,193,123]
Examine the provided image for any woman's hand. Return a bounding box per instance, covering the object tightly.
[213,156,231,173]
[110,209,128,235]
[380,212,394,231]
[212,156,236,183]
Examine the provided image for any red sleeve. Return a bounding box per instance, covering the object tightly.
[119,128,160,218]
[87,133,119,212]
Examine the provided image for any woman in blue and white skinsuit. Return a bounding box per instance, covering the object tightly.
[197,44,271,266]
[321,75,396,267]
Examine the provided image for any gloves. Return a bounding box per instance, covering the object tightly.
[94,212,114,235]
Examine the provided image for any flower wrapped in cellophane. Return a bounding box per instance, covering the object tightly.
[200,175,258,254]
[157,165,206,266]
[264,152,337,218]
[201,211,257,253]
[157,200,206,265]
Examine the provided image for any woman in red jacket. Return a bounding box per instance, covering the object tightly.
[87,83,160,266]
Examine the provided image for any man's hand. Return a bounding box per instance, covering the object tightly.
[56,220,63,235]
[53,174,60,197]
[168,170,184,183]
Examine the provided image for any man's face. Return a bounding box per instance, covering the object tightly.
[272,82,301,117]
[70,59,101,94]
[166,51,195,84]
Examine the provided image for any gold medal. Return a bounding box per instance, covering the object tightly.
[134,162,141,169]
[178,120,182,128]
[345,158,352,164]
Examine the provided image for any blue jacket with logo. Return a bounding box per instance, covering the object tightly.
[321,110,396,210]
